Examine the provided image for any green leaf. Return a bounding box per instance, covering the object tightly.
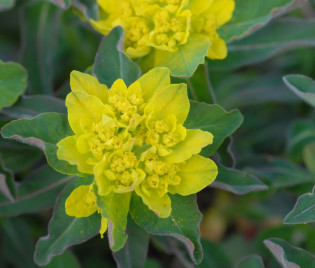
[180,64,214,103]
[1,112,82,176]
[151,236,196,266]
[0,60,27,110]
[219,0,299,42]
[212,166,268,195]
[144,259,162,268]
[0,0,15,11]
[184,101,243,157]
[287,120,315,163]
[47,0,71,9]
[34,176,101,266]
[0,144,42,173]
[130,193,203,265]
[1,218,37,268]
[211,19,315,70]
[235,255,265,268]
[198,239,232,268]
[304,143,315,175]
[0,165,75,217]
[0,154,16,201]
[44,251,80,268]
[154,34,211,77]
[20,2,58,94]
[94,191,131,251]
[1,95,66,119]
[283,75,315,108]
[1,112,71,145]
[248,158,314,189]
[112,217,149,268]
[264,238,315,267]
[214,72,298,110]
[93,26,141,88]
[72,0,98,20]
[284,185,315,224]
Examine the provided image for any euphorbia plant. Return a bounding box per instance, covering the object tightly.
[3,0,314,267]
[57,67,218,247]
[90,0,235,76]
[0,27,243,265]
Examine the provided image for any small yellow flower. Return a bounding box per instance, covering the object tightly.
[91,0,235,60]
[57,67,218,238]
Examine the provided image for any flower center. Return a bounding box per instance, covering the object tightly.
[126,18,150,47]
[120,2,133,17]
[192,15,217,38]
[140,151,180,196]
[149,8,189,51]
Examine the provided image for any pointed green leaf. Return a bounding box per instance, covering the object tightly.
[0,165,75,216]
[212,166,268,195]
[219,0,299,42]
[283,75,315,108]
[154,35,211,77]
[184,101,243,157]
[93,26,141,87]
[1,95,66,119]
[113,217,149,268]
[130,193,203,264]
[248,158,314,189]
[212,19,315,70]
[34,176,101,266]
[94,191,131,252]
[1,112,83,176]
[264,238,315,267]
[284,185,315,224]
[0,60,27,110]
[235,255,265,268]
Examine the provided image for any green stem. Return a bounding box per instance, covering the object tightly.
[185,77,199,101]
[204,61,217,104]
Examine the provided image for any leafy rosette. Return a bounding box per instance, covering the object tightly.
[90,0,235,76]
[57,67,218,249]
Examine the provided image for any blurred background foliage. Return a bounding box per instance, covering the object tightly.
[1,0,315,267]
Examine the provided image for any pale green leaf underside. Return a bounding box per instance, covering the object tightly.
[264,238,315,267]
[284,74,315,108]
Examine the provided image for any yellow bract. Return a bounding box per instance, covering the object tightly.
[91,0,234,60]
[57,67,218,237]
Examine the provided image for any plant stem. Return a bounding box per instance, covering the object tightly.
[185,77,199,101]
[204,61,217,104]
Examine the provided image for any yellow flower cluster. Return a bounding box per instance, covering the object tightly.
[92,0,235,60]
[57,68,217,237]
